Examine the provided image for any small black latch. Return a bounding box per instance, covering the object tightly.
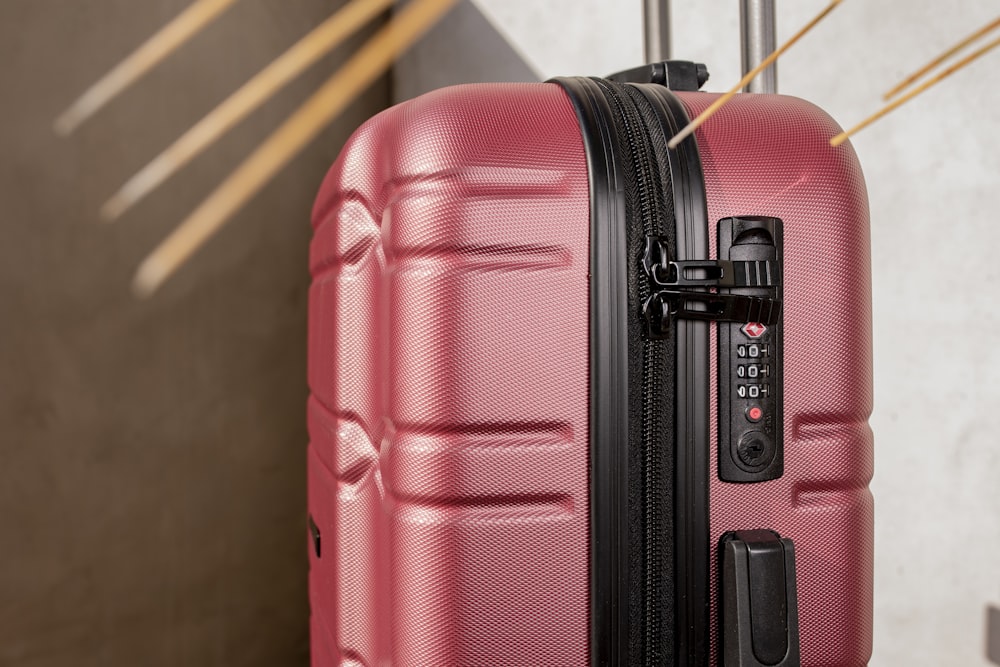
[607,60,710,91]
[309,515,321,558]
[721,530,800,667]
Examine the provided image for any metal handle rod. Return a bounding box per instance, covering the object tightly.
[740,0,777,93]
[644,0,671,63]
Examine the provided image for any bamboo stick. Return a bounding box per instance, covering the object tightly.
[55,0,243,135]
[132,0,459,297]
[667,0,843,150]
[883,16,1000,101]
[102,0,394,221]
[831,35,1000,147]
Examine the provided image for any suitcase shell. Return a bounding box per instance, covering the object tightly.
[308,79,871,665]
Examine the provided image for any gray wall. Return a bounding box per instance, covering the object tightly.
[0,1,388,665]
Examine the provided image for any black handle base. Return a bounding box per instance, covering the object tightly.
[721,530,801,667]
[606,60,710,91]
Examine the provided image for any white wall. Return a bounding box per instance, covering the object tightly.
[400,1,1000,664]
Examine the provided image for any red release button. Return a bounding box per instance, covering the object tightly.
[746,406,764,422]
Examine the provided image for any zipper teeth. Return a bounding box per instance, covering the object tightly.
[642,338,662,666]
[595,80,665,667]
[597,83,660,242]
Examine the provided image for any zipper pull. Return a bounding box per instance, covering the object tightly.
[642,235,671,283]
[644,236,780,288]
[641,235,782,338]
[644,290,782,337]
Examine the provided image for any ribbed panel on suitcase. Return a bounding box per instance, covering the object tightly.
[308,84,592,666]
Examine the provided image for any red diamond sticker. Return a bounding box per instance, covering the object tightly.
[742,322,767,339]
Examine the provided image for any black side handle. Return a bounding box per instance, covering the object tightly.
[606,60,710,91]
[721,530,800,667]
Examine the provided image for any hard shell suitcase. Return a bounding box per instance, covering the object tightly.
[307,11,872,667]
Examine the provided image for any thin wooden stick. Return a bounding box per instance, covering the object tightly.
[667,0,843,150]
[101,0,394,222]
[54,0,243,135]
[832,35,1000,147]
[883,16,1000,101]
[132,0,459,297]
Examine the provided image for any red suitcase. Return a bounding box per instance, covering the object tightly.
[307,17,872,667]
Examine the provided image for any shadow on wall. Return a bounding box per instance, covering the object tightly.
[989,605,1000,665]
[0,1,389,666]
[394,0,540,102]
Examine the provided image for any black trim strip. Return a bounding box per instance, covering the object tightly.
[643,85,712,667]
[555,76,631,667]
[555,78,712,666]
[609,81,676,666]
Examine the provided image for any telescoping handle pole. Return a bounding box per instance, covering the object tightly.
[740,0,778,93]
[643,0,671,63]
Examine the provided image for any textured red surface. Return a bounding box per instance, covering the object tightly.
[308,84,592,666]
[677,92,874,667]
[309,82,873,666]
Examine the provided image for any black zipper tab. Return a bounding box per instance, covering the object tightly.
[644,235,780,288]
[643,233,781,338]
[642,235,671,283]
[644,290,782,338]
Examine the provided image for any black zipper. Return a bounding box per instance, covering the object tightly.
[645,85,713,667]
[594,80,673,667]
[554,74,712,666]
